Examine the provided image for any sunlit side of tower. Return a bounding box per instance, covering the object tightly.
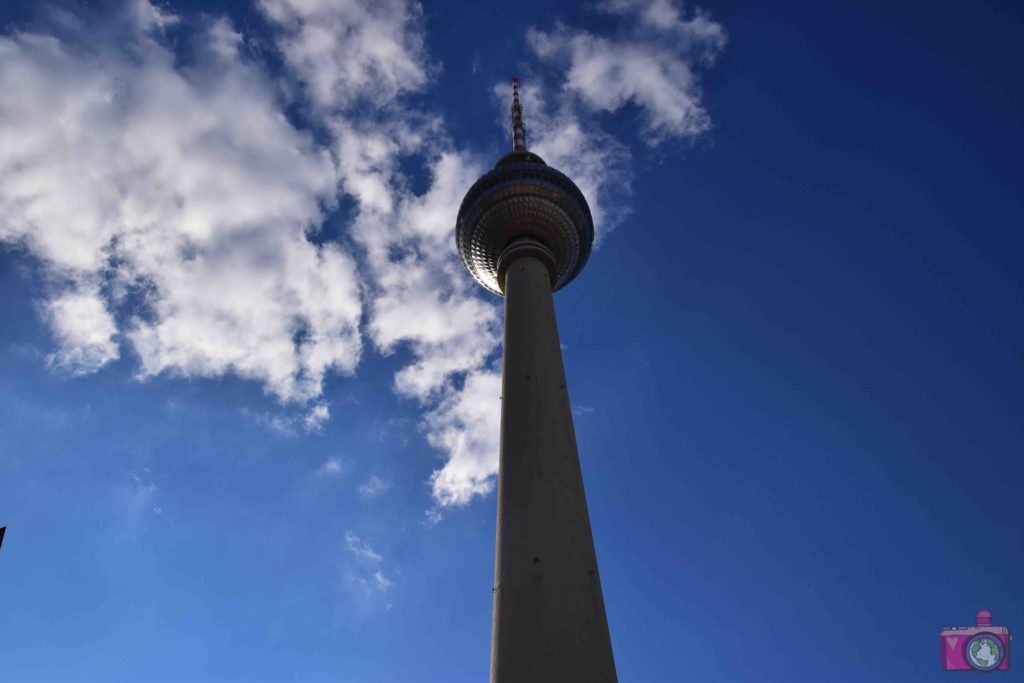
[455,79,617,683]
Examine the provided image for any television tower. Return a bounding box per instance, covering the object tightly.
[456,78,617,682]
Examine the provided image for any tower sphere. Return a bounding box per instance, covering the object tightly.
[455,82,594,295]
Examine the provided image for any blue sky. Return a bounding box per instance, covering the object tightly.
[1,1,1022,681]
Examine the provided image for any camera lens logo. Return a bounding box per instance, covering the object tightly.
[941,610,1011,672]
[966,633,1005,671]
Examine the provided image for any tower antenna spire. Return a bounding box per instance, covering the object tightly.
[511,77,527,152]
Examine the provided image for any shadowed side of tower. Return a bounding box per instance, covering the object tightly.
[493,253,617,681]
[456,79,617,683]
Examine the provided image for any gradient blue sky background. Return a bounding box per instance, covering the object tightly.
[1,1,1022,682]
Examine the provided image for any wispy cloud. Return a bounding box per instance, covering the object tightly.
[343,531,392,596]
[243,404,332,437]
[529,0,726,145]
[128,472,157,514]
[358,475,391,499]
[151,505,175,527]
[344,531,383,563]
[317,457,344,478]
[303,403,330,434]
[116,470,173,531]
[371,570,393,592]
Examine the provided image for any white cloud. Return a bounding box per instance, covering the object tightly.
[2,0,501,507]
[303,403,330,433]
[261,0,505,507]
[345,568,393,597]
[43,286,120,374]
[343,531,393,596]
[348,148,503,505]
[425,369,501,506]
[424,507,445,526]
[358,474,391,498]
[317,457,343,477]
[264,1,503,507]
[258,0,430,111]
[242,407,300,437]
[357,153,500,401]
[0,6,360,402]
[344,531,383,563]
[597,0,727,56]
[372,570,393,592]
[528,0,726,145]
[1,0,724,513]
[126,0,179,32]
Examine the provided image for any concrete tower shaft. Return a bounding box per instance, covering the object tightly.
[492,252,617,682]
[455,80,617,682]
